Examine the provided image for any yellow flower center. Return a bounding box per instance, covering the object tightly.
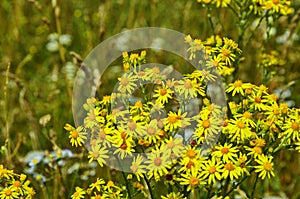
[120,77,129,86]
[167,141,175,149]
[221,147,229,154]
[135,101,143,108]
[71,130,79,139]
[273,109,280,115]
[184,80,193,89]
[99,131,106,139]
[291,122,299,131]
[160,88,167,96]
[221,48,231,57]
[233,80,242,88]
[186,149,196,158]
[73,192,79,197]
[147,126,156,135]
[264,162,272,171]
[130,163,138,172]
[209,166,216,174]
[120,132,127,140]
[253,147,262,154]
[120,143,127,150]
[94,195,101,199]
[225,163,234,171]
[189,177,199,187]
[152,67,160,74]
[254,96,261,103]
[92,151,99,158]
[154,157,162,166]
[5,190,12,196]
[213,60,219,67]
[237,120,245,129]
[186,161,195,169]
[272,0,279,4]
[128,121,137,131]
[107,181,114,187]
[168,115,177,124]
[243,111,251,119]
[202,120,210,129]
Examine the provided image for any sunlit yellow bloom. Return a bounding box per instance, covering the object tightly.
[146,149,171,181]
[228,119,253,143]
[201,158,223,185]
[164,137,185,159]
[153,85,173,104]
[245,146,263,159]
[88,144,109,167]
[254,155,275,179]
[226,80,253,96]
[161,192,187,199]
[117,72,137,94]
[68,126,87,147]
[222,161,242,180]
[212,143,239,162]
[179,168,206,191]
[71,187,86,199]
[130,155,147,181]
[164,110,190,132]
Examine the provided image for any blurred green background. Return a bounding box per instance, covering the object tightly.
[1,0,300,198]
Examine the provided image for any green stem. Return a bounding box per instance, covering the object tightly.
[4,63,11,166]
[143,174,154,199]
[251,174,259,199]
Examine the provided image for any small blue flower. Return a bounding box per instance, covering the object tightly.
[61,149,73,158]
[33,173,46,183]
[24,151,44,167]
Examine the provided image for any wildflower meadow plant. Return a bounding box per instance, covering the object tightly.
[65,31,300,199]
[62,1,300,197]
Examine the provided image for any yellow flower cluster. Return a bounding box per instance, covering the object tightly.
[260,51,285,68]
[250,0,293,15]
[185,35,241,77]
[71,178,124,199]
[197,0,293,15]
[66,47,300,198]
[0,165,35,199]
[122,50,146,71]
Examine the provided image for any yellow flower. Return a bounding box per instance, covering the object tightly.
[282,116,300,142]
[164,137,185,159]
[179,168,206,191]
[245,146,263,159]
[0,187,19,199]
[146,148,171,181]
[161,192,187,199]
[222,162,242,180]
[214,0,231,7]
[164,110,190,132]
[234,111,256,128]
[143,119,161,144]
[212,143,239,163]
[254,155,275,179]
[226,80,252,96]
[68,126,87,147]
[179,146,205,173]
[89,178,105,192]
[117,72,137,94]
[130,155,147,181]
[201,158,223,185]
[71,187,86,199]
[228,119,253,143]
[176,78,205,99]
[153,85,173,104]
[88,144,109,167]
